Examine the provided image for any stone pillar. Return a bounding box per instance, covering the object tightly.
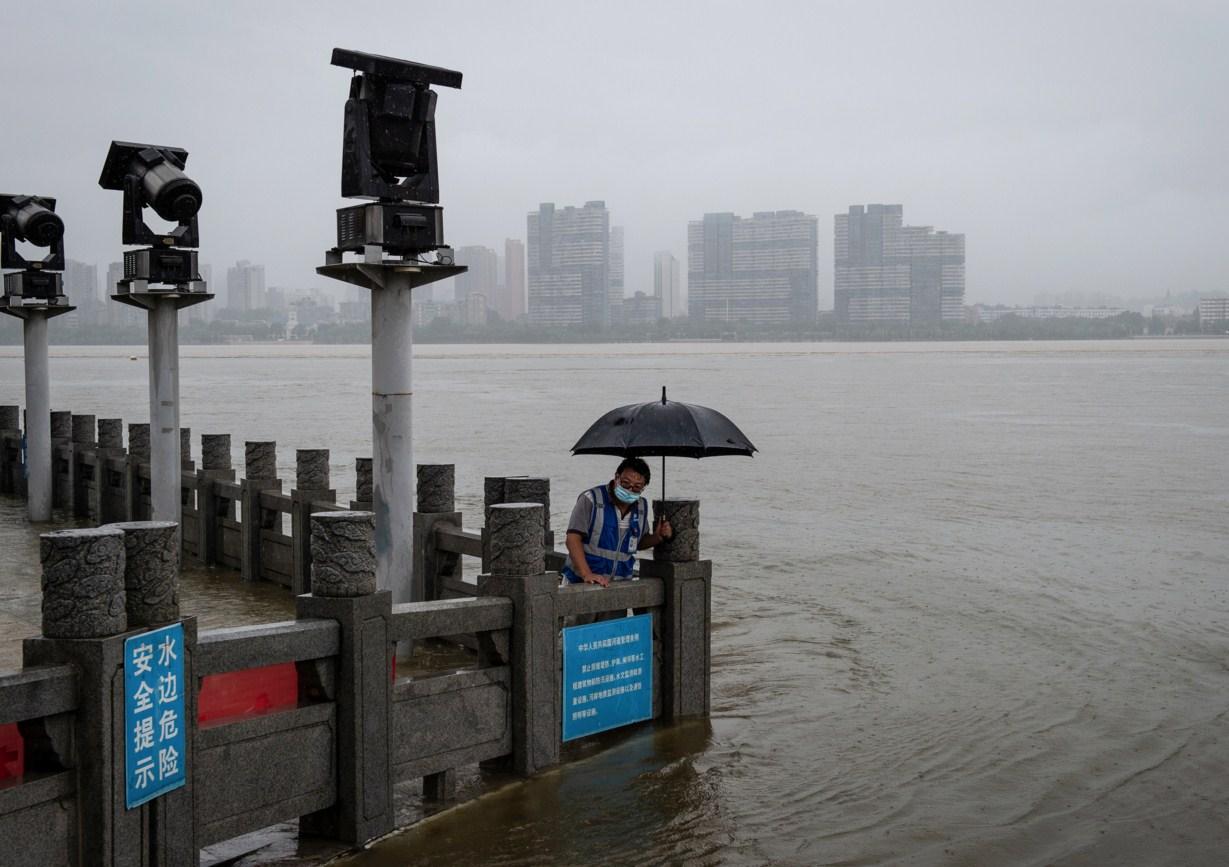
[413,464,461,602]
[195,434,236,566]
[350,457,373,511]
[39,527,127,639]
[180,427,194,472]
[481,475,511,573]
[105,521,180,627]
[240,441,282,583]
[0,404,19,495]
[126,422,151,522]
[505,476,553,550]
[309,511,376,597]
[26,526,197,866]
[94,419,127,524]
[292,449,336,596]
[479,503,558,776]
[640,499,710,719]
[50,410,72,509]
[98,418,124,449]
[68,413,97,518]
[297,510,392,844]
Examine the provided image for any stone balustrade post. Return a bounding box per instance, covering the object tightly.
[105,521,180,626]
[93,419,127,524]
[413,464,461,602]
[350,457,373,511]
[478,502,558,777]
[125,422,151,521]
[0,404,19,495]
[505,476,553,550]
[180,427,194,473]
[179,428,195,518]
[195,434,236,566]
[30,525,197,866]
[50,410,72,509]
[296,510,393,844]
[69,414,96,518]
[240,441,282,583]
[639,499,711,720]
[291,449,336,596]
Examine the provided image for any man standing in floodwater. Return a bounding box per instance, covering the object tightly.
[561,457,673,587]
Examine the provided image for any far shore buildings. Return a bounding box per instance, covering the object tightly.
[527,201,611,327]
[654,251,683,319]
[687,210,818,324]
[835,204,965,325]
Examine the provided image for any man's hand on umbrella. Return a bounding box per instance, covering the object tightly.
[657,518,673,540]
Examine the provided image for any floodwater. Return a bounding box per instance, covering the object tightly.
[1,339,1228,866]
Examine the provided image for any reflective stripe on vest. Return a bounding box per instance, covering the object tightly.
[562,484,648,583]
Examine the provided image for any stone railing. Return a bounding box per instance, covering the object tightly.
[0,489,713,865]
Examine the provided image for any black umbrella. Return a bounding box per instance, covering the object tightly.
[570,386,757,501]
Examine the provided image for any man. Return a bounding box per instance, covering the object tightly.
[562,457,673,587]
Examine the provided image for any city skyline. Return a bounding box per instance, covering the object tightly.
[2,3,1226,308]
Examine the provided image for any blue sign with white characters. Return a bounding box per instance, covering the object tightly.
[124,622,187,809]
[562,613,653,741]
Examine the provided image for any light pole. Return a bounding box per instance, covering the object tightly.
[0,194,73,522]
[318,48,464,604]
[99,142,211,524]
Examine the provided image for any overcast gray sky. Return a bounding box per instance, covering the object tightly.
[3,0,1227,305]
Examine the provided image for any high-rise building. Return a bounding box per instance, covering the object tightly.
[453,245,499,303]
[226,260,266,312]
[609,226,624,325]
[104,261,144,328]
[834,204,965,324]
[63,260,100,326]
[654,251,683,319]
[527,201,611,327]
[500,238,526,321]
[687,211,818,324]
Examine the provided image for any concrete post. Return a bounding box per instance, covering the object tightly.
[370,276,415,605]
[413,464,461,602]
[0,404,21,497]
[95,419,127,525]
[180,427,194,472]
[125,422,150,522]
[640,499,711,719]
[147,297,182,524]
[27,524,197,867]
[105,521,180,627]
[196,434,235,566]
[292,449,335,596]
[240,441,281,583]
[481,475,510,573]
[71,413,96,517]
[478,503,558,777]
[179,428,194,520]
[50,409,71,510]
[297,510,392,844]
[350,457,373,511]
[22,312,52,520]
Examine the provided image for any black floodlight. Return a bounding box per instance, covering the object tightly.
[332,48,462,203]
[0,194,65,271]
[99,141,202,248]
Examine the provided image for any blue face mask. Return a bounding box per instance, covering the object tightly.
[614,484,641,504]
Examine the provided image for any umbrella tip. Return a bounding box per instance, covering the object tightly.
[661,385,667,404]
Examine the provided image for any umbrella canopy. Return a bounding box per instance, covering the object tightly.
[571,387,757,459]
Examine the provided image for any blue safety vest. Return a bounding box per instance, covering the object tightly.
[561,484,648,584]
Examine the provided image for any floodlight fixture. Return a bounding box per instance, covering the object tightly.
[327,47,462,262]
[99,141,208,297]
[0,194,69,306]
[0,195,65,271]
[98,141,202,248]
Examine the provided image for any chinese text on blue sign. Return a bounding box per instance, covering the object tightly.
[562,613,652,741]
[124,622,187,808]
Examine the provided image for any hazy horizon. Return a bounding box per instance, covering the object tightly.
[3,0,1227,307]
